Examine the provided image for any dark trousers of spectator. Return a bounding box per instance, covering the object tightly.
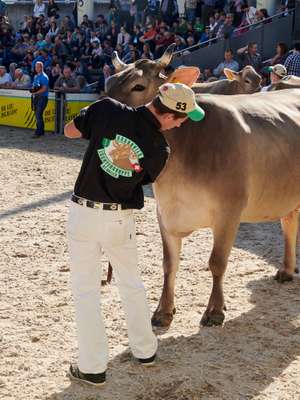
[201,4,214,26]
[34,96,48,136]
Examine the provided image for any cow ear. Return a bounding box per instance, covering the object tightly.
[167,66,200,87]
[224,68,239,81]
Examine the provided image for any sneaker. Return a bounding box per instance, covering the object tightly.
[137,353,156,367]
[68,364,106,387]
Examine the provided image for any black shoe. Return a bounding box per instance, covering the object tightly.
[137,353,156,367]
[68,365,106,387]
[32,133,44,139]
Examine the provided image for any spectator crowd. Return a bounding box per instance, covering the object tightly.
[0,0,298,94]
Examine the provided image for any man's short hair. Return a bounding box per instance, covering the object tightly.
[225,48,233,54]
[152,96,186,119]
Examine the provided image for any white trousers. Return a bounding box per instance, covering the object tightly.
[66,201,157,374]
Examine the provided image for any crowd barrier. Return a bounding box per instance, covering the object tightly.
[0,89,99,133]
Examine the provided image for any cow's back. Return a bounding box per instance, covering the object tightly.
[192,80,241,95]
[154,90,300,233]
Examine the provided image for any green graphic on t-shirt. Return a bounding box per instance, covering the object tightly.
[98,134,144,178]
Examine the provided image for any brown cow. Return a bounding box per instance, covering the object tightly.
[106,47,300,328]
[268,75,300,91]
[192,66,262,94]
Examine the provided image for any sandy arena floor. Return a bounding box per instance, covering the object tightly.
[1,126,300,400]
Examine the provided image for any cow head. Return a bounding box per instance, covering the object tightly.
[224,65,262,93]
[105,44,175,107]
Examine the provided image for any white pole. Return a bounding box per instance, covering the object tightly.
[77,0,94,24]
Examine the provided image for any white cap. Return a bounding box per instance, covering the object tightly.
[267,64,287,78]
[158,82,205,122]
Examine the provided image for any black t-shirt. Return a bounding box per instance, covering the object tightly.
[73,96,169,209]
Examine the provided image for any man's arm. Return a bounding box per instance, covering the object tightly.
[237,45,247,55]
[64,120,82,138]
[33,84,47,95]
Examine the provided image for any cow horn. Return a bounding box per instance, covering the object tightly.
[156,43,175,68]
[111,51,128,72]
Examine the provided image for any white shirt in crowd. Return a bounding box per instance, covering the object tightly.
[0,73,12,85]
[33,1,46,18]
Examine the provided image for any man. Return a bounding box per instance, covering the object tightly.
[54,65,80,93]
[32,49,52,73]
[216,13,235,39]
[284,42,300,77]
[261,64,287,92]
[213,49,239,79]
[31,61,49,138]
[10,68,31,89]
[64,82,205,387]
[237,42,262,72]
[0,65,12,88]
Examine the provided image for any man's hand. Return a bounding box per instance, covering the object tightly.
[64,121,82,138]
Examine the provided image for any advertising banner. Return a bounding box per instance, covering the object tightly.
[64,93,99,124]
[0,90,56,132]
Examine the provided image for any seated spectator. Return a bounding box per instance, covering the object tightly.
[261,64,287,91]
[9,68,31,89]
[54,36,68,62]
[90,31,101,46]
[47,20,59,39]
[141,43,154,59]
[0,65,12,88]
[105,20,119,48]
[10,38,30,62]
[131,24,143,51]
[36,33,47,50]
[54,64,80,92]
[74,58,91,83]
[177,17,188,36]
[216,13,235,39]
[32,49,52,73]
[33,0,46,19]
[256,8,271,24]
[194,17,204,34]
[240,3,257,26]
[91,41,103,59]
[208,15,217,34]
[203,68,213,81]
[213,48,239,79]
[117,26,131,46]
[284,42,300,77]
[199,27,210,44]
[174,35,186,52]
[270,42,289,65]
[139,23,157,45]
[48,62,62,88]
[95,14,109,40]
[237,42,262,72]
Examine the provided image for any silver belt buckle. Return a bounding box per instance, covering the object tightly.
[77,198,84,206]
[110,204,118,210]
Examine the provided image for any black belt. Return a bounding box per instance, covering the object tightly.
[71,194,125,210]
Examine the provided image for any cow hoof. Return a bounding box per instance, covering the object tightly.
[200,310,225,327]
[151,308,176,328]
[274,270,293,283]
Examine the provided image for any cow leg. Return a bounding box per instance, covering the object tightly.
[151,222,182,328]
[201,216,240,327]
[275,210,299,283]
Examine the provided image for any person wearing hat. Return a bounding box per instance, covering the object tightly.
[261,64,287,92]
[64,82,204,387]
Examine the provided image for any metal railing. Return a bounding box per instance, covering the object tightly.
[173,9,295,58]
